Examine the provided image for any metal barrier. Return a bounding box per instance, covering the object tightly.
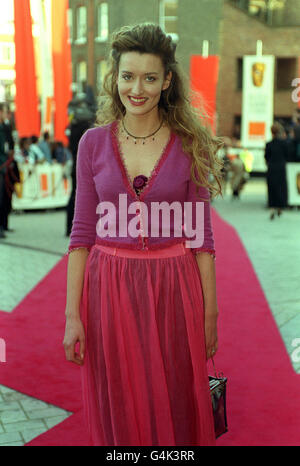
[12,162,72,210]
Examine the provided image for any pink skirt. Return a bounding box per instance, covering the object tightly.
[80,242,215,446]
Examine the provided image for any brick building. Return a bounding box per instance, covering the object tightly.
[68,0,300,138]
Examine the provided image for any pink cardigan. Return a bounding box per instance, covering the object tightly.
[68,120,215,257]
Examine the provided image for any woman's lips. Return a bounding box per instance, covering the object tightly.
[128,96,148,106]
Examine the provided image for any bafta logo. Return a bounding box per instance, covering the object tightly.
[252,62,266,87]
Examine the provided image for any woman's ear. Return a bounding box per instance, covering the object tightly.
[162,71,172,91]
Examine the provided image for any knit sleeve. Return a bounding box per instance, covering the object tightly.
[184,176,215,259]
[68,130,99,253]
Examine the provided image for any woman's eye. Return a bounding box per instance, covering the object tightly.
[121,75,156,82]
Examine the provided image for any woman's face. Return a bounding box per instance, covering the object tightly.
[116,51,172,117]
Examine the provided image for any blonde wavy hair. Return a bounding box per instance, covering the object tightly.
[96,22,224,199]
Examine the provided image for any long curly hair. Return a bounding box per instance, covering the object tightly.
[96,22,224,199]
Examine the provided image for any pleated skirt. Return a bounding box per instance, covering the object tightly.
[80,241,215,446]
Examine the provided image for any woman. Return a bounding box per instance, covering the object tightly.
[265,123,288,220]
[63,23,223,446]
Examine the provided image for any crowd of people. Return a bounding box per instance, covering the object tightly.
[275,107,300,163]
[0,89,97,239]
[0,127,75,238]
[14,132,72,166]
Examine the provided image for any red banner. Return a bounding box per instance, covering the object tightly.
[14,0,40,137]
[52,0,72,145]
[190,55,219,134]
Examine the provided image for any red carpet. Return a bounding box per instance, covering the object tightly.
[212,209,300,446]
[0,208,299,446]
[0,252,91,445]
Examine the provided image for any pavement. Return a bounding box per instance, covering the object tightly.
[0,176,299,445]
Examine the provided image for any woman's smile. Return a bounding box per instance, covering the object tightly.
[128,96,148,106]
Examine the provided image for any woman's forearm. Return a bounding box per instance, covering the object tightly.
[195,252,219,317]
[65,248,90,319]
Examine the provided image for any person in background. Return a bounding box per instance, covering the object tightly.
[14,137,30,163]
[28,135,45,164]
[282,127,296,162]
[52,141,72,165]
[230,153,248,199]
[38,132,53,164]
[293,117,300,161]
[0,102,17,237]
[217,136,231,196]
[291,107,300,126]
[65,96,95,236]
[52,141,65,164]
[264,123,288,220]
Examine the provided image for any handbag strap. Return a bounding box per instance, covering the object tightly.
[211,357,218,378]
[211,357,226,382]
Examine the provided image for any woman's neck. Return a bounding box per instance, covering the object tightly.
[122,109,163,137]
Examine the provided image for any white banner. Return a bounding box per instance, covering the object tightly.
[241,55,275,149]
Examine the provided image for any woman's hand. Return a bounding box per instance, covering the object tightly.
[63,316,85,365]
[205,311,218,360]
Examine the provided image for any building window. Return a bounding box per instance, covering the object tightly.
[159,0,178,42]
[276,57,297,90]
[5,82,16,100]
[237,57,243,90]
[96,2,109,42]
[67,8,73,43]
[248,0,268,18]
[233,115,241,139]
[228,0,289,26]
[97,60,108,91]
[0,43,15,65]
[76,6,87,43]
[76,61,87,90]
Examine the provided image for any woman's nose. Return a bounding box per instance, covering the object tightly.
[131,78,143,95]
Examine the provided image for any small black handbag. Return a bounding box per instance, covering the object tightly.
[209,358,228,439]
